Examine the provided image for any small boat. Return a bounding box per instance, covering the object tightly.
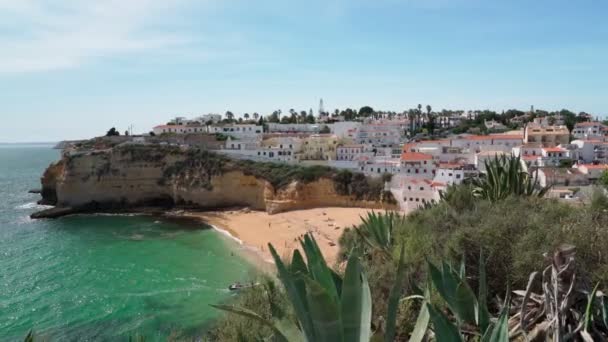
[228,282,259,291]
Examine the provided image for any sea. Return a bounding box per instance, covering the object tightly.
[0,144,256,341]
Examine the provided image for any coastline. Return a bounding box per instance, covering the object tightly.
[183,207,383,268]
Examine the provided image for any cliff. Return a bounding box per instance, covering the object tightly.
[34,144,396,218]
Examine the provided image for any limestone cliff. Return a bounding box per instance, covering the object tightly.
[35,145,396,217]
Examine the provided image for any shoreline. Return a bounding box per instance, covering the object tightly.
[184,207,383,267]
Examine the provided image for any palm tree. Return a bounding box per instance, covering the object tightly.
[253,112,259,121]
[244,113,250,121]
[417,104,422,129]
[225,111,234,122]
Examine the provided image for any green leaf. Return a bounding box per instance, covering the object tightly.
[488,300,509,342]
[290,249,308,275]
[304,277,344,342]
[341,251,372,342]
[385,245,407,342]
[427,304,463,342]
[428,261,477,324]
[602,295,608,330]
[269,244,316,341]
[584,283,600,332]
[24,331,34,342]
[409,287,431,342]
[301,235,340,307]
[211,304,304,342]
[477,252,490,334]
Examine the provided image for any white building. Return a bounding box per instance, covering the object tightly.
[571,139,608,164]
[355,123,404,146]
[573,163,608,182]
[208,124,263,137]
[400,152,437,178]
[572,122,608,140]
[337,144,365,161]
[397,177,445,211]
[153,124,207,135]
[434,163,478,185]
[196,114,222,124]
[451,134,523,152]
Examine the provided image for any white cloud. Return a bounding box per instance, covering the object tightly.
[0,0,191,73]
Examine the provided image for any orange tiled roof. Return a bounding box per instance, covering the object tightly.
[400,152,434,161]
[543,147,566,152]
[464,134,523,141]
[578,164,608,170]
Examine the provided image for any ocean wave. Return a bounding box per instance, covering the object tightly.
[15,202,53,210]
[210,224,244,245]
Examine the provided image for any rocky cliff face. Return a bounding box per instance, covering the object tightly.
[37,145,396,217]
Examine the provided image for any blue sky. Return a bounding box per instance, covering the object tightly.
[1,0,607,142]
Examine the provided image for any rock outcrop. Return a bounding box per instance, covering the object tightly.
[35,145,397,218]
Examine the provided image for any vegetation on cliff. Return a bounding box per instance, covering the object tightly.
[157,147,394,203]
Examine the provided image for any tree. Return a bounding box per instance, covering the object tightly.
[359,106,374,118]
[105,127,120,136]
[299,110,307,122]
[225,111,235,122]
[253,112,259,121]
[319,125,331,134]
[268,111,280,123]
[599,170,608,189]
[244,113,250,121]
[305,113,316,124]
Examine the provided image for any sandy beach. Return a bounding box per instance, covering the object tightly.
[186,207,382,268]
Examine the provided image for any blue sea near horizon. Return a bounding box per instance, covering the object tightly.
[0,145,255,341]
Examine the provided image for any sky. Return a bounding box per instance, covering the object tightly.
[1,0,607,142]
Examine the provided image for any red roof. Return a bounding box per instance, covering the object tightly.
[522,155,538,161]
[400,152,434,161]
[578,164,608,170]
[543,147,566,152]
[575,122,605,127]
[439,162,463,169]
[464,134,523,141]
[402,143,418,152]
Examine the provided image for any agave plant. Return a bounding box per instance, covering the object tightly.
[213,234,408,342]
[420,253,511,342]
[472,155,550,202]
[508,245,608,341]
[355,211,405,259]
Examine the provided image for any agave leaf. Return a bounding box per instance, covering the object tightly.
[584,283,600,332]
[290,249,309,275]
[428,261,477,324]
[385,245,407,342]
[303,277,344,342]
[427,304,463,342]
[269,244,316,341]
[488,296,509,342]
[409,287,431,342]
[301,235,340,306]
[341,250,372,342]
[211,304,305,342]
[477,252,490,334]
[24,331,34,342]
[602,295,608,330]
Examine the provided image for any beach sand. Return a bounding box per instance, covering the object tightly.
[186,208,382,267]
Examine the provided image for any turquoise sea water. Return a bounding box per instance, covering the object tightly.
[0,145,255,341]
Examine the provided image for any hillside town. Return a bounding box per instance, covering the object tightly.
[89,105,608,213]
